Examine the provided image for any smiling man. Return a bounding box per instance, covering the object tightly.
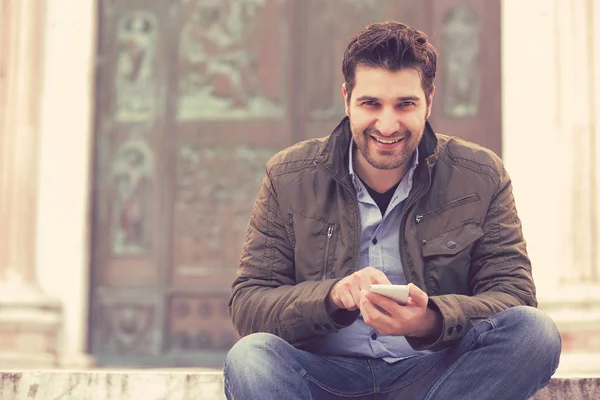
[225,22,561,400]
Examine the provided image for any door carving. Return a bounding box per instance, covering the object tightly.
[90,0,501,367]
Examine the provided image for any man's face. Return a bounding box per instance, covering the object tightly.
[343,66,434,171]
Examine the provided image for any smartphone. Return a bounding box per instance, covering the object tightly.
[369,284,410,305]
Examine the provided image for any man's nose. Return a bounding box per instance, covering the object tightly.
[374,110,400,136]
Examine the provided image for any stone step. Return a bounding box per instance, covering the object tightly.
[0,370,598,399]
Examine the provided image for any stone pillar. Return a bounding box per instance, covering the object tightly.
[502,0,600,375]
[0,0,62,367]
[35,0,97,368]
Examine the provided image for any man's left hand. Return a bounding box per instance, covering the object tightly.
[360,283,442,338]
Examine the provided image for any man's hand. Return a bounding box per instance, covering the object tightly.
[326,267,391,313]
[360,283,442,338]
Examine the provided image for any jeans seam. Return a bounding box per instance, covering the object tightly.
[379,354,449,394]
[304,375,376,398]
[423,321,493,399]
[367,359,378,393]
[422,352,471,400]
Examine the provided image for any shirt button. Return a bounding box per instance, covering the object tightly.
[371,333,377,340]
[447,241,457,249]
[372,238,378,245]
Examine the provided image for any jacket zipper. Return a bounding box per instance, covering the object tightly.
[399,159,434,286]
[287,212,296,247]
[314,161,361,273]
[322,224,335,280]
[414,193,479,224]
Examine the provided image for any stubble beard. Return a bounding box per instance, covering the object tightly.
[350,122,422,171]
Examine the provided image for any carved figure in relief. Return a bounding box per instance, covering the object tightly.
[111,139,154,255]
[442,5,480,117]
[95,303,155,353]
[115,12,158,122]
[175,145,273,271]
[309,0,385,119]
[177,0,282,120]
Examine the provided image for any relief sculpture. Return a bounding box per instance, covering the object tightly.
[175,145,274,271]
[93,301,157,354]
[442,5,480,118]
[114,12,158,122]
[168,297,236,351]
[309,0,385,120]
[111,138,154,256]
[177,0,283,120]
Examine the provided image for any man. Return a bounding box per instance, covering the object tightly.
[225,21,561,400]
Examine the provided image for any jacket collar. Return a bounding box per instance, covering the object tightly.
[316,116,439,181]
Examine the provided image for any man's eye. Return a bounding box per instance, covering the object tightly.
[362,101,378,106]
[399,101,415,107]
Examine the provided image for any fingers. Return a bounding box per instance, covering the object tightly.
[334,278,358,310]
[360,289,394,333]
[407,283,428,308]
[329,267,393,311]
[364,266,391,285]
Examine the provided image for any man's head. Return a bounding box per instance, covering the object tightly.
[342,21,437,107]
[341,21,438,172]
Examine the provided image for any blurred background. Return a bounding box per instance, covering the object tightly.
[0,0,599,374]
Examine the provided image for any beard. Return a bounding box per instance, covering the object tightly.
[349,119,425,171]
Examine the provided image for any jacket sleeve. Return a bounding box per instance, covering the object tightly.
[407,164,537,351]
[228,167,355,348]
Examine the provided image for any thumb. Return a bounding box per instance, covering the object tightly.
[407,283,428,308]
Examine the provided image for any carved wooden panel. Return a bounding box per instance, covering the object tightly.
[166,295,238,352]
[110,137,154,257]
[441,4,480,118]
[92,0,170,288]
[114,11,159,123]
[90,0,501,367]
[90,289,161,356]
[176,0,286,121]
[428,0,502,156]
[172,144,275,288]
[91,0,294,367]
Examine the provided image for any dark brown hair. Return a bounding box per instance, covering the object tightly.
[342,21,438,104]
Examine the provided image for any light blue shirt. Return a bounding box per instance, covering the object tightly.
[318,139,430,363]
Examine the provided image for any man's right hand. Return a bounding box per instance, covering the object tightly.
[326,267,391,313]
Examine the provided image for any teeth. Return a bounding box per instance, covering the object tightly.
[374,137,401,144]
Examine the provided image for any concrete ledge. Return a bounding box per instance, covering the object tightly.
[530,378,600,399]
[0,370,598,399]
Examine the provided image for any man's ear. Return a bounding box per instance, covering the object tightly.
[426,85,436,118]
[342,83,349,116]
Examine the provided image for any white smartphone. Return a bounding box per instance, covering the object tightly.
[369,284,410,305]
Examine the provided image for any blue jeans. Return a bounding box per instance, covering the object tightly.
[224,306,561,399]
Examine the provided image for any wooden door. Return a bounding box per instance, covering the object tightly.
[89,0,500,367]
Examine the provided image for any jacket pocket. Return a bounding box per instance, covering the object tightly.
[289,213,337,282]
[421,221,484,295]
[415,193,480,224]
[422,221,484,257]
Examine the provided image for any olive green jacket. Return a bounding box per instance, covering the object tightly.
[229,117,536,351]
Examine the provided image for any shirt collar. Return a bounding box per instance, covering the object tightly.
[348,138,420,192]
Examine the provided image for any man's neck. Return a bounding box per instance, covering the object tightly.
[353,150,411,194]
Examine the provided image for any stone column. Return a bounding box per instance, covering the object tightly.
[35,0,97,368]
[0,0,62,367]
[502,0,600,376]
